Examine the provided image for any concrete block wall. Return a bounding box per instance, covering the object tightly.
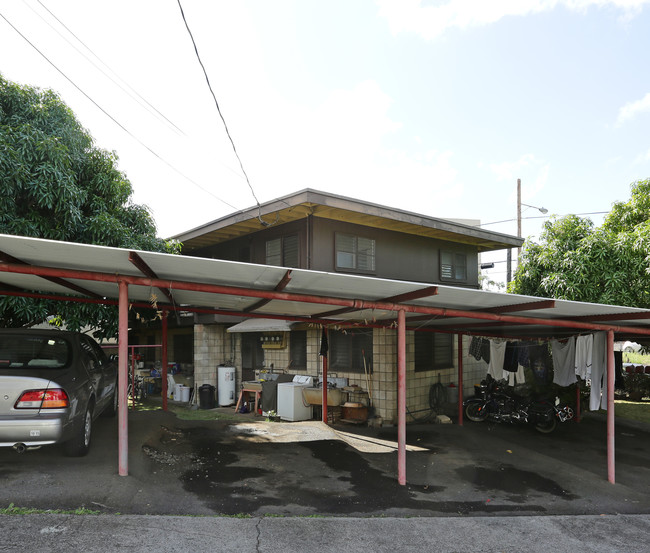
[193,324,233,387]
[192,323,492,424]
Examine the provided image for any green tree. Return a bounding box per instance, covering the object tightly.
[0,74,179,337]
[509,178,650,308]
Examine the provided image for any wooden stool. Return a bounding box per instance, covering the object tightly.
[235,388,261,414]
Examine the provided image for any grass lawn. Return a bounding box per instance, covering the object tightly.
[614,400,650,424]
[622,352,650,365]
[129,397,240,421]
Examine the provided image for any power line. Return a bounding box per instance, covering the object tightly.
[479,211,610,227]
[176,0,264,214]
[30,0,185,136]
[0,10,239,212]
[32,0,265,193]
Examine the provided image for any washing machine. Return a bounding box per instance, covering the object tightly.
[277,375,314,421]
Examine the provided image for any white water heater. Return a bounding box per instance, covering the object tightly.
[218,366,236,406]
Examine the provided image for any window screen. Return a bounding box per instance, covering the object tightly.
[266,235,299,267]
[440,251,467,281]
[329,330,373,373]
[414,332,453,372]
[335,234,375,272]
[289,330,307,370]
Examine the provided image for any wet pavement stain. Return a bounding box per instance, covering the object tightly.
[456,463,579,501]
[142,424,578,516]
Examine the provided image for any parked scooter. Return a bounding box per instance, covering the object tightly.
[463,374,574,433]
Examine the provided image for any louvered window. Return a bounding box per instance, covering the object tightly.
[335,234,375,273]
[440,251,467,281]
[265,235,299,267]
[414,332,453,372]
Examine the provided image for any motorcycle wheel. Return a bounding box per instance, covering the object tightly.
[465,402,488,422]
[535,416,557,434]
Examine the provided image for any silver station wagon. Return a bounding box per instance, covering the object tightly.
[0,329,117,456]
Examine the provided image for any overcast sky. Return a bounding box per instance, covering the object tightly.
[1,0,649,285]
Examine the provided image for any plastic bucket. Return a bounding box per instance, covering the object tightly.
[179,386,191,402]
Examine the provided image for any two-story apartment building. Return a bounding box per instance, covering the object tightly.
[132,189,523,423]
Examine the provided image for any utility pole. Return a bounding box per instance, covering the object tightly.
[507,178,522,284]
[517,178,522,259]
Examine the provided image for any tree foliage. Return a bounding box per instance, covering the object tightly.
[0,74,179,337]
[509,178,650,308]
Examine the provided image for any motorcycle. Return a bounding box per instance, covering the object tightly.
[463,374,574,433]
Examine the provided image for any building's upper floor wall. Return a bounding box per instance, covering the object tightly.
[190,216,480,287]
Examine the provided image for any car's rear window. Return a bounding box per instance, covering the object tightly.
[0,334,71,369]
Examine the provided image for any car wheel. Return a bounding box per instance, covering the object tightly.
[64,405,93,457]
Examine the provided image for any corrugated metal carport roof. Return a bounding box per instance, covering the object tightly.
[1,233,650,339]
[1,233,644,486]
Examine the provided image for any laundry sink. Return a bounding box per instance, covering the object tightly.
[302,387,344,406]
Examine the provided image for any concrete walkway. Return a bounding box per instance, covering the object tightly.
[2,513,650,552]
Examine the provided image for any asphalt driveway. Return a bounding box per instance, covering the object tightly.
[1,408,650,517]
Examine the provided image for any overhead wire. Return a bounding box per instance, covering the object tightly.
[479,211,610,228]
[29,0,185,136]
[27,0,267,207]
[0,10,240,212]
[176,0,275,226]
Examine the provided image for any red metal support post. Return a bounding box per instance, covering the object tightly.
[397,309,407,485]
[118,280,129,476]
[457,334,463,426]
[321,327,328,424]
[162,312,168,411]
[607,330,615,484]
[322,357,328,423]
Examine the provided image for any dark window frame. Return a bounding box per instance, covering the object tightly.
[241,332,265,372]
[329,329,373,374]
[440,250,467,282]
[265,235,300,268]
[289,330,307,370]
[335,233,376,274]
[414,332,453,372]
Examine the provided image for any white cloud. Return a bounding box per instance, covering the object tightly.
[489,154,550,201]
[617,92,650,126]
[376,0,649,40]
[633,147,650,164]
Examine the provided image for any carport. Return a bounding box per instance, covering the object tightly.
[2,233,650,486]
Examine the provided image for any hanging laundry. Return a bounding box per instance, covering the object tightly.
[551,337,576,387]
[503,342,519,373]
[469,336,483,361]
[614,351,625,389]
[517,342,531,369]
[480,338,491,364]
[589,332,607,411]
[487,339,507,379]
[469,336,491,363]
[575,334,594,380]
[528,343,550,383]
[507,364,527,386]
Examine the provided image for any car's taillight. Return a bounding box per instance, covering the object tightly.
[15,389,69,409]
